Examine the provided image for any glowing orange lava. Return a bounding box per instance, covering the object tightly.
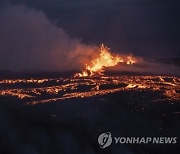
[75,44,137,77]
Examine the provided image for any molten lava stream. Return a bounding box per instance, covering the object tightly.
[75,44,137,77]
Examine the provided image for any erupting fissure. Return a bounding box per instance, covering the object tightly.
[75,44,137,77]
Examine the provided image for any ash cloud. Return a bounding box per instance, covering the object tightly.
[0,3,179,76]
[0,4,97,71]
[109,60,180,76]
[7,0,180,59]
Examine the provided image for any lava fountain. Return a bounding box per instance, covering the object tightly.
[75,44,138,77]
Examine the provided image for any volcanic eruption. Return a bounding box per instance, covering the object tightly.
[75,44,138,77]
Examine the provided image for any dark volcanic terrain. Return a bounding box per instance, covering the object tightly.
[0,73,179,154]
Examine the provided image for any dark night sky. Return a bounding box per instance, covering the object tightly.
[0,0,180,71]
[6,0,180,57]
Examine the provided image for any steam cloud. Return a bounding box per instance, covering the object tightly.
[0,3,179,76]
[109,59,180,76]
[0,4,97,71]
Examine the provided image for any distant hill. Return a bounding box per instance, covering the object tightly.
[157,58,180,67]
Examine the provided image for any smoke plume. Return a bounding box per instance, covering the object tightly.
[0,3,179,76]
[0,4,97,71]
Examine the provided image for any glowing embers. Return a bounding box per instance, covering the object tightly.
[0,90,33,99]
[0,76,179,105]
[75,44,137,77]
[164,90,180,101]
[0,79,50,84]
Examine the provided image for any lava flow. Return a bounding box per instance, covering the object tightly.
[0,76,179,105]
[75,44,138,77]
